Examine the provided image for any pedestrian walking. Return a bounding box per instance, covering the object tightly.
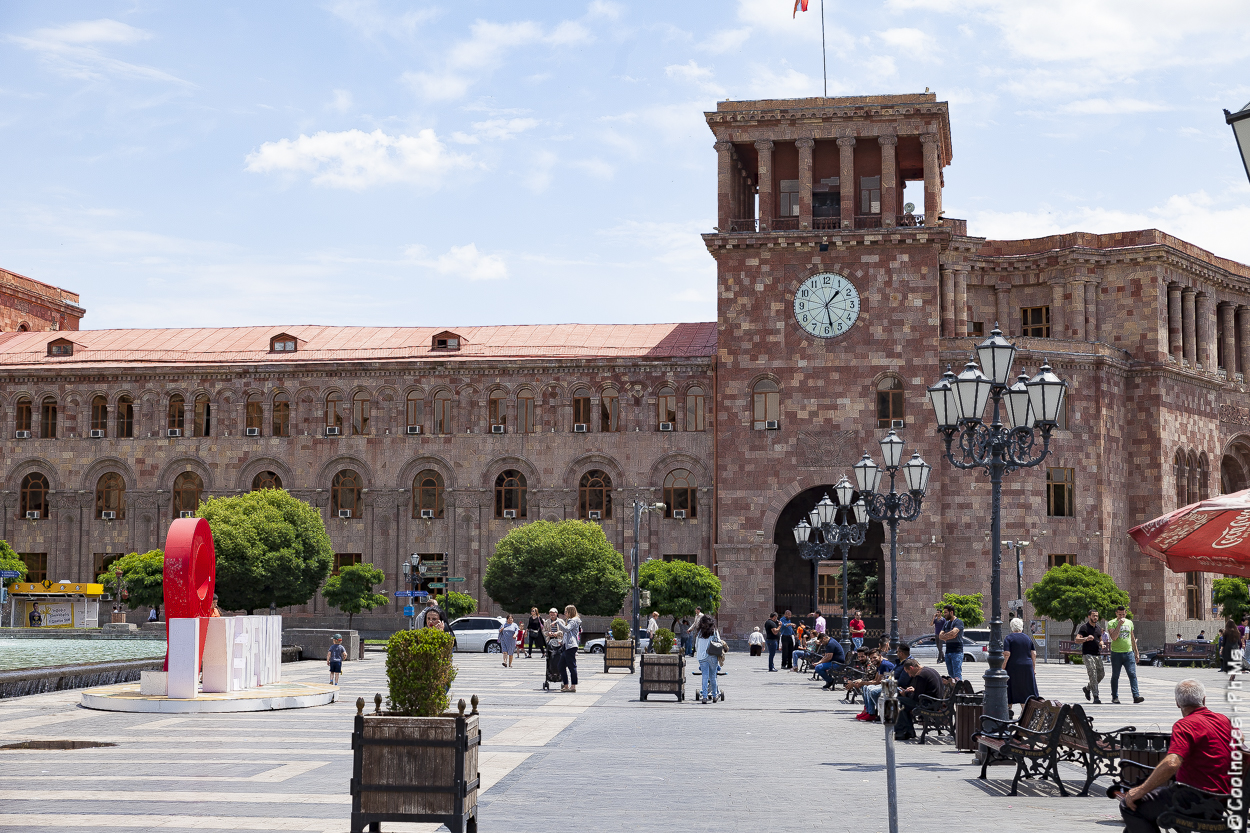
[932,611,946,662]
[1003,618,1038,709]
[525,607,544,658]
[1108,605,1144,704]
[147,608,158,622]
[764,612,780,671]
[679,618,692,656]
[646,611,659,651]
[1076,608,1105,704]
[498,614,521,668]
[937,604,965,680]
[687,608,702,656]
[694,615,724,703]
[555,605,582,693]
[779,609,796,669]
[814,609,826,636]
[849,610,866,650]
[1220,618,1243,672]
[327,634,347,685]
[420,607,445,630]
[748,626,765,656]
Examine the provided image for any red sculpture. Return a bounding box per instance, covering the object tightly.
[162,517,216,669]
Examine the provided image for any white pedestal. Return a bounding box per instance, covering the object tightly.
[167,617,200,700]
[139,671,167,696]
[201,617,233,694]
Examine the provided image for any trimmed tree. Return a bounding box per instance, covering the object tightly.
[98,550,165,614]
[638,559,723,629]
[322,562,389,630]
[199,489,333,614]
[1213,577,1250,623]
[0,540,27,589]
[483,520,629,616]
[435,591,477,621]
[934,592,986,627]
[1026,563,1131,638]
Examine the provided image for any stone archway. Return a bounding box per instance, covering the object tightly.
[1222,437,1250,494]
[772,485,885,632]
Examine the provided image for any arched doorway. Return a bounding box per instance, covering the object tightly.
[773,485,885,635]
[1222,436,1250,494]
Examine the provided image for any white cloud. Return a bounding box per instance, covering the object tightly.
[1056,98,1170,115]
[433,244,508,281]
[878,27,939,61]
[33,19,151,45]
[451,117,540,144]
[736,0,821,39]
[587,1,623,20]
[746,64,824,98]
[325,1,436,39]
[571,158,614,180]
[401,71,472,101]
[665,60,726,97]
[698,28,751,54]
[327,89,353,112]
[244,128,471,190]
[10,18,190,85]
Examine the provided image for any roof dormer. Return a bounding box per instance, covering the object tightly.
[431,331,463,351]
[269,333,303,353]
[46,337,77,357]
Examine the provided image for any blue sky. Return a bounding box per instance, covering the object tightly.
[1,1,1249,330]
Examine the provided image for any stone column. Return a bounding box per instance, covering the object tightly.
[941,267,956,337]
[1182,288,1197,365]
[837,137,856,228]
[1085,282,1098,342]
[879,135,898,227]
[1238,306,1250,377]
[1050,281,1066,340]
[1221,303,1237,373]
[954,270,968,337]
[995,285,1011,335]
[715,140,734,232]
[1168,284,1183,359]
[755,140,774,231]
[1198,292,1215,370]
[797,138,814,231]
[920,133,942,222]
[1069,283,1086,342]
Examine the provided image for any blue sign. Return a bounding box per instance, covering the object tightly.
[0,570,20,579]
[416,591,429,597]
[394,591,417,597]
[403,605,415,617]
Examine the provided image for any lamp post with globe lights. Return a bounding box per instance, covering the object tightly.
[927,325,1068,722]
[793,477,868,657]
[852,430,932,653]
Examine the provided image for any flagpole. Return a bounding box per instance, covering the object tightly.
[820,0,827,97]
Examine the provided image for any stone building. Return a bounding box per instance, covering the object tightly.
[2,92,1247,643]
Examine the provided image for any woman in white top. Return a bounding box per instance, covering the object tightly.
[555,605,582,692]
[695,615,724,703]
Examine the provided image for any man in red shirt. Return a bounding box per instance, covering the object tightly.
[1121,679,1235,832]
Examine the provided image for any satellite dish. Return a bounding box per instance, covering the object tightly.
[904,202,915,214]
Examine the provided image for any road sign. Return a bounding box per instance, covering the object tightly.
[0,570,20,579]
[415,591,429,598]
[445,577,466,583]
[394,591,419,597]
[403,605,415,617]
[427,582,446,589]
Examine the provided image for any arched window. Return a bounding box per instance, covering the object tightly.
[1175,451,1189,508]
[325,392,343,432]
[601,387,619,432]
[116,395,133,438]
[657,387,676,429]
[96,473,125,519]
[193,394,211,437]
[40,396,56,439]
[15,396,31,434]
[172,471,204,518]
[413,470,444,519]
[92,395,108,435]
[272,392,290,437]
[252,471,282,491]
[331,470,362,518]
[1188,451,1200,506]
[752,380,779,429]
[433,390,453,434]
[168,394,185,434]
[876,376,904,428]
[685,386,705,432]
[352,392,370,435]
[517,389,535,434]
[406,392,423,433]
[663,469,697,518]
[246,393,263,435]
[1198,453,1210,501]
[20,472,48,519]
[488,390,507,429]
[495,470,527,518]
[572,387,592,428]
[579,470,612,519]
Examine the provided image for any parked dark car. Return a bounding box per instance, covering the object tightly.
[1140,640,1218,668]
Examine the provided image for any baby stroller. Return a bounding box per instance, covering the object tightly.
[542,644,563,692]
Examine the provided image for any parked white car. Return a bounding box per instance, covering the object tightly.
[584,636,650,653]
[447,616,507,653]
[903,632,988,664]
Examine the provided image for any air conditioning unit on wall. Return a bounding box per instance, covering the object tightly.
[25,511,40,520]
[407,425,422,435]
[573,423,587,433]
[588,510,602,520]
[179,511,195,519]
[673,509,687,519]
[765,420,780,430]
[101,511,116,520]
[420,509,435,519]
[338,509,353,519]
[503,509,517,519]
[659,422,673,432]
[167,428,181,437]
[89,429,104,438]
[891,419,904,429]
[325,426,340,436]
[246,427,260,436]
[491,424,505,434]
[14,431,30,439]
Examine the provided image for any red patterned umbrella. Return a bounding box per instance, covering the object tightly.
[1128,488,1250,578]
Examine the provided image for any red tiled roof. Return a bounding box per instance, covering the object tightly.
[0,323,718,369]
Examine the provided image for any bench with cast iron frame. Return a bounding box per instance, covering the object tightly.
[912,677,974,743]
[1055,703,1136,797]
[974,697,1070,795]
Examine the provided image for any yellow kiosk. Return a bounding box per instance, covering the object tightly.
[9,581,105,628]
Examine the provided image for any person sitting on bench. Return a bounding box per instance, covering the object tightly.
[792,632,827,672]
[815,637,847,690]
[844,646,895,703]
[893,657,942,741]
[860,644,910,721]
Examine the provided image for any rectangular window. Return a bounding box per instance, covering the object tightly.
[488,396,506,428]
[246,400,263,433]
[686,392,705,431]
[657,392,676,428]
[518,394,535,434]
[93,553,123,582]
[753,390,780,430]
[1047,553,1075,570]
[352,397,370,436]
[193,400,211,438]
[876,390,903,429]
[663,554,697,564]
[272,399,290,437]
[434,396,452,435]
[406,397,424,431]
[813,177,840,219]
[968,321,984,337]
[117,400,133,438]
[92,399,108,433]
[1046,467,1075,517]
[573,395,591,425]
[601,394,619,432]
[1021,306,1051,338]
[333,553,362,575]
[15,400,31,433]
[41,401,56,439]
[860,175,881,215]
[779,179,800,217]
[19,552,47,584]
[1186,571,1203,620]
[818,572,841,607]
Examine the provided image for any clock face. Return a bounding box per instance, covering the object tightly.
[793,273,860,339]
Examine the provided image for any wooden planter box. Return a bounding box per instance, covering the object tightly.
[639,653,685,701]
[350,696,480,833]
[603,639,635,673]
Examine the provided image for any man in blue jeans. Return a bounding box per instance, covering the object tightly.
[764,613,781,671]
[938,604,965,680]
[1108,605,1145,704]
[815,638,847,690]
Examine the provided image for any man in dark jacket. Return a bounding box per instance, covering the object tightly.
[893,657,943,740]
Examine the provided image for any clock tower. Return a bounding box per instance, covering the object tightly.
[702,94,960,637]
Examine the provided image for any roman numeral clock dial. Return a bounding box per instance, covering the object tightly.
[793,273,860,339]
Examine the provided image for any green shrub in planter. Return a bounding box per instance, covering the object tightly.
[385,628,458,716]
[652,628,675,655]
[609,617,630,641]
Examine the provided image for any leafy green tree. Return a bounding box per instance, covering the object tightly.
[934,592,985,627]
[98,550,164,613]
[638,559,723,628]
[434,591,477,621]
[1026,564,1131,637]
[0,541,27,589]
[322,562,388,630]
[199,490,333,614]
[484,520,629,616]
[1213,577,1250,623]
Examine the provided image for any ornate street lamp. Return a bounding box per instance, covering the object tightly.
[794,476,867,656]
[927,325,1067,723]
[1225,102,1250,185]
[856,430,931,652]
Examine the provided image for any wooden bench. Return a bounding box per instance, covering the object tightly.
[1056,703,1136,796]
[974,697,1070,795]
[913,677,971,743]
